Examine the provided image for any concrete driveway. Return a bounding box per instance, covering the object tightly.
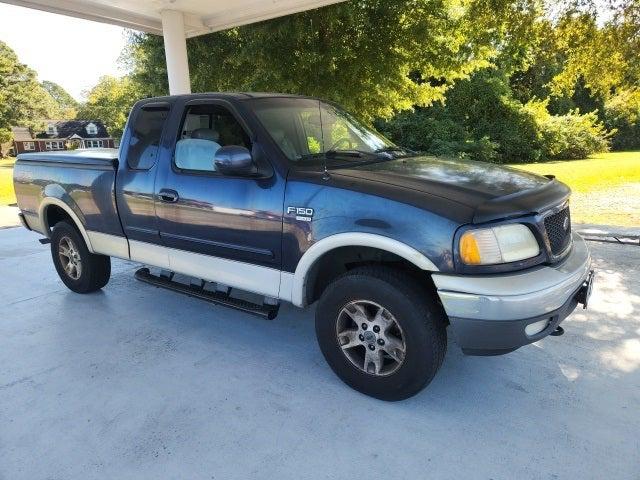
[1,227,638,479]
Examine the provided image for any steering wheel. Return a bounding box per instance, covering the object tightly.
[328,138,352,151]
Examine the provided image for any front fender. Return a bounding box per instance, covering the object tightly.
[281,232,439,307]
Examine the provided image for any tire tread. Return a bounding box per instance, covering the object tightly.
[316,265,447,400]
[50,221,111,293]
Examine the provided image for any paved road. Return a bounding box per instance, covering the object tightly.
[1,227,638,479]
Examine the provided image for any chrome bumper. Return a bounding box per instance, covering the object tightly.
[432,233,592,354]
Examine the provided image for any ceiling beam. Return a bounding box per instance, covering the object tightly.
[1,0,348,38]
[1,0,163,35]
[201,0,346,34]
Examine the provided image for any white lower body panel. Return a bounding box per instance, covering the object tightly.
[101,237,289,300]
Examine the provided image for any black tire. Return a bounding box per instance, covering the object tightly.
[315,266,447,401]
[50,221,111,293]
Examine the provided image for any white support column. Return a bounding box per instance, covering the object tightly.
[160,10,191,95]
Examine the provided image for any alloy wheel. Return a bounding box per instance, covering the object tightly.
[336,300,406,376]
[58,236,82,280]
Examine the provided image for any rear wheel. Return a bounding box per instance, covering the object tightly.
[50,221,111,293]
[315,266,447,401]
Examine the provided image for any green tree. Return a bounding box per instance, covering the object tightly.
[377,69,544,163]
[0,41,58,151]
[125,0,541,121]
[604,88,640,150]
[41,80,78,119]
[120,0,635,160]
[76,75,138,139]
[378,68,610,162]
[515,1,640,105]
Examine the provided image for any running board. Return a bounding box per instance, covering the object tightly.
[134,267,279,320]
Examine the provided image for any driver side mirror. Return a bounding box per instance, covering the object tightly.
[214,145,255,176]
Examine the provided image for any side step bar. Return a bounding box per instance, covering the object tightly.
[134,267,279,320]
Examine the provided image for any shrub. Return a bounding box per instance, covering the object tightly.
[378,75,611,163]
[541,112,610,159]
[375,107,500,163]
[525,100,610,159]
[377,71,544,163]
[444,73,543,163]
[604,89,640,151]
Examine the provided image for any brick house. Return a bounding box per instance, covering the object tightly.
[12,120,115,154]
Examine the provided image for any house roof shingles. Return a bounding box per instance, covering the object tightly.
[11,127,33,142]
[36,120,110,139]
[30,120,111,139]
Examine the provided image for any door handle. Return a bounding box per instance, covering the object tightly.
[159,189,179,203]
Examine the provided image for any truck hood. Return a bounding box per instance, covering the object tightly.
[332,155,570,223]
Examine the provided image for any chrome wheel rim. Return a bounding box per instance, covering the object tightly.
[336,300,406,376]
[58,236,82,280]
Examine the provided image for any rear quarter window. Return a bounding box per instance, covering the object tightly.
[126,105,170,170]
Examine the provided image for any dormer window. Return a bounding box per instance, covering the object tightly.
[86,123,98,135]
[46,124,57,136]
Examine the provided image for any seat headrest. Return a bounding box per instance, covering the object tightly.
[191,128,219,141]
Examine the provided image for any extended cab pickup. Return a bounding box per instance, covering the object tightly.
[13,93,594,400]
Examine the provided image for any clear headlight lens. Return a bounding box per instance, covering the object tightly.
[459,224,540,265]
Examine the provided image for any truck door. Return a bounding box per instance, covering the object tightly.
[154,99,285,296]
[116,102,171,267]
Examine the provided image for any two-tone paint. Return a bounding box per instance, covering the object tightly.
[13,92,591,355]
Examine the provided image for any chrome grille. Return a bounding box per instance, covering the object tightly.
[544,206,572,255]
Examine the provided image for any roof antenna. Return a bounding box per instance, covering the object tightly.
[318,99,330,180]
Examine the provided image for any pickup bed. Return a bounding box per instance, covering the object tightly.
[13,93,594,400]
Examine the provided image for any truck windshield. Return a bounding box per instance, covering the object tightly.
[250,98,404,165]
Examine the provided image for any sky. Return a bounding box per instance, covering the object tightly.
[0,3,130,101]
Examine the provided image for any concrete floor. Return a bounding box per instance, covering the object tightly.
[0,227,638,480]
[0,205,20,229]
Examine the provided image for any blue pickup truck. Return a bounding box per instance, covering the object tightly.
[13,93,594,400]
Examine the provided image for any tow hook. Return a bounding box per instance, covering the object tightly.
[575,270,595,309]
[550,326,564,337]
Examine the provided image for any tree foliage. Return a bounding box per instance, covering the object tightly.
[380,0,636,161]
[378,68,611,162]
[0,41,58,149]
[126,0,544,121]
[41,80,78,119]
[76,76,138,139]
[604,88,640,150]
[117,0,638,161]
[377,70,544,163]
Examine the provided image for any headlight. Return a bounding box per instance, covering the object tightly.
[459,224,540,265]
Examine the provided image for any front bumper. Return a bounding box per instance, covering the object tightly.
[432,233,592,355]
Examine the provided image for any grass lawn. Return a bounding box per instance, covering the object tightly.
[0,157,16,206]
[513,151,640,227]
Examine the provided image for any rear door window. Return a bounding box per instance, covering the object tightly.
[126,105,170,170]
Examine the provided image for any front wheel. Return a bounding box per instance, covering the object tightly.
[50,221,111,293]
[315,266,447,401]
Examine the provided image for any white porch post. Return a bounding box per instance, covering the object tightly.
[160,10,191,95]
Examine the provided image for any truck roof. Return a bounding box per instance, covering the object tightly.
[136,92,318,104]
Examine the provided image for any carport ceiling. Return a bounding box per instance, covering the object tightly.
[1,0,347,37]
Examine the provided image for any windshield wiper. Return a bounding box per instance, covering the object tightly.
[374,146,414,156]
[299,149,374,161]
[297,148,406,169]
[325,149,372,158]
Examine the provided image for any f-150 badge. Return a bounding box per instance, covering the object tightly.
[287,206,314,222]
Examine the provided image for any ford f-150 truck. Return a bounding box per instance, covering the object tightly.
[13,93,594,400]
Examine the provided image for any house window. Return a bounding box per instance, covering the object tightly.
[45,141,64,150]
[85,123,98,135]
[46,124,58,136]
[85,140,103,148]
[23,142,35,151]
